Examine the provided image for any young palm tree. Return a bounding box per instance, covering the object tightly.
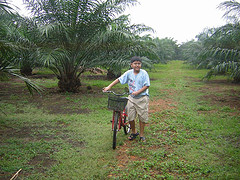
[218,0,240,23]
[0,0,13,14]
[203,23,240,82]
[153,37,179,63]
[8,15,42,76]
[179,40,204,66]
[0,2,42,95]
[196,0,240,82]
[24,0,144,92]
[90,15,158,79]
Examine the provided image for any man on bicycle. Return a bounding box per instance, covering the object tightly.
[103,56,150,142]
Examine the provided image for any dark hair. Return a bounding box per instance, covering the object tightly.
[130,56,142,63]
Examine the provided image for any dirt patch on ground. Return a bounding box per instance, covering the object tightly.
[0,75,104,115]
[116,141,146,163]
[198,81,240,111]
[149,98,177,114]
[201,94,240,110]
[108,140,147,178]
[28,91,92,115]
[27,153,57,173]
[0,124,86,179]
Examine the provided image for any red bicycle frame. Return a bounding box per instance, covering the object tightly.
[111,109,128,131]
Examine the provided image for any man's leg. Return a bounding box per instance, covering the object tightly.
[128,120,139,140]
[127,97,138,136]
[139,121,145,137]
[138,96,148,140]
[129,120,136,134]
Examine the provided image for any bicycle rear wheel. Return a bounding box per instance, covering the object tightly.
[113,112,119,149]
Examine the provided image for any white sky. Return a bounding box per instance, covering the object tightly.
[125,0,227,43]
[10,0,228,43]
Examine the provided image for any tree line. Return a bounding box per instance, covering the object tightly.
[179,1,240,82]
[1,0,239,94]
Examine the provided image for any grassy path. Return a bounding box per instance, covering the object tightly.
[0,61,239,179]
[109,61,240,179]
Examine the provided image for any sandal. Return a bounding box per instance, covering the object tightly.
[128,132,139,140]
[139,137,146,142]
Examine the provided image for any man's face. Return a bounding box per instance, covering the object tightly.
[131,61,142,72]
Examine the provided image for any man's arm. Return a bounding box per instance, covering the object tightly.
[131,86,149,96]
[103,79,120,91]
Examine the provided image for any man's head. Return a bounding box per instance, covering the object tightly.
[130,56,142,73]
[130,56,142,64]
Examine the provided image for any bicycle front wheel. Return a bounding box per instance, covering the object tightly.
[113,112,119,149]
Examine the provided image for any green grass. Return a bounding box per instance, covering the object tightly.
[32,68,54,75]
[0,61,239,179]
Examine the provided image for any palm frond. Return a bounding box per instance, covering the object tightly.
[211,47,240,61]
[11,71,43,95]
[0,61,43,95]
[218,0,240,22]
[204,61,240,82]
[0,0,14,14]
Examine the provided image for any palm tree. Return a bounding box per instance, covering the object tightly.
[26,0,157,92]
[153,37,179,63]
[218,0,240,23]
[179,40,204,66]
[200,0,240,82]
[203,25,240,82]
[90,15,158,79]
[183,1,240,81]
[0,1,42,95]
[24,0,145,92]
[7,15,42,76]
[0,0,13,14]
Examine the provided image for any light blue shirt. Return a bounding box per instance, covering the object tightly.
[118,69,150,98]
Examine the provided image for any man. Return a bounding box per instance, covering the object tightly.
[103,56,150,142]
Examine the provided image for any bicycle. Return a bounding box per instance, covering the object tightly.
[103,91,131,149]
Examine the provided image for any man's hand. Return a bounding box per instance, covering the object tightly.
[131,91,139,96]
[102,79,120,92]
[131,86,149,96]
[102,87,110,92]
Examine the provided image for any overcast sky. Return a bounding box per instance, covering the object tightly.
[10,0,228,43]
[124,0,227,43]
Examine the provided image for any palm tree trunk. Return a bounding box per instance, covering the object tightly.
[58,74,81,92]
[107,69,121,80]
[20,66,33,76]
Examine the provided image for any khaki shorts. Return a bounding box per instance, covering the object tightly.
[127,95,149,123]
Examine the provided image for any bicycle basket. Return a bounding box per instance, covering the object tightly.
[108,96,128,111]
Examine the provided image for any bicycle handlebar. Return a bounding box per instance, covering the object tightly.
[103,90,129,96]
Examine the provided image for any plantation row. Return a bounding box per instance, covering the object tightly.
[1,0,240,96]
